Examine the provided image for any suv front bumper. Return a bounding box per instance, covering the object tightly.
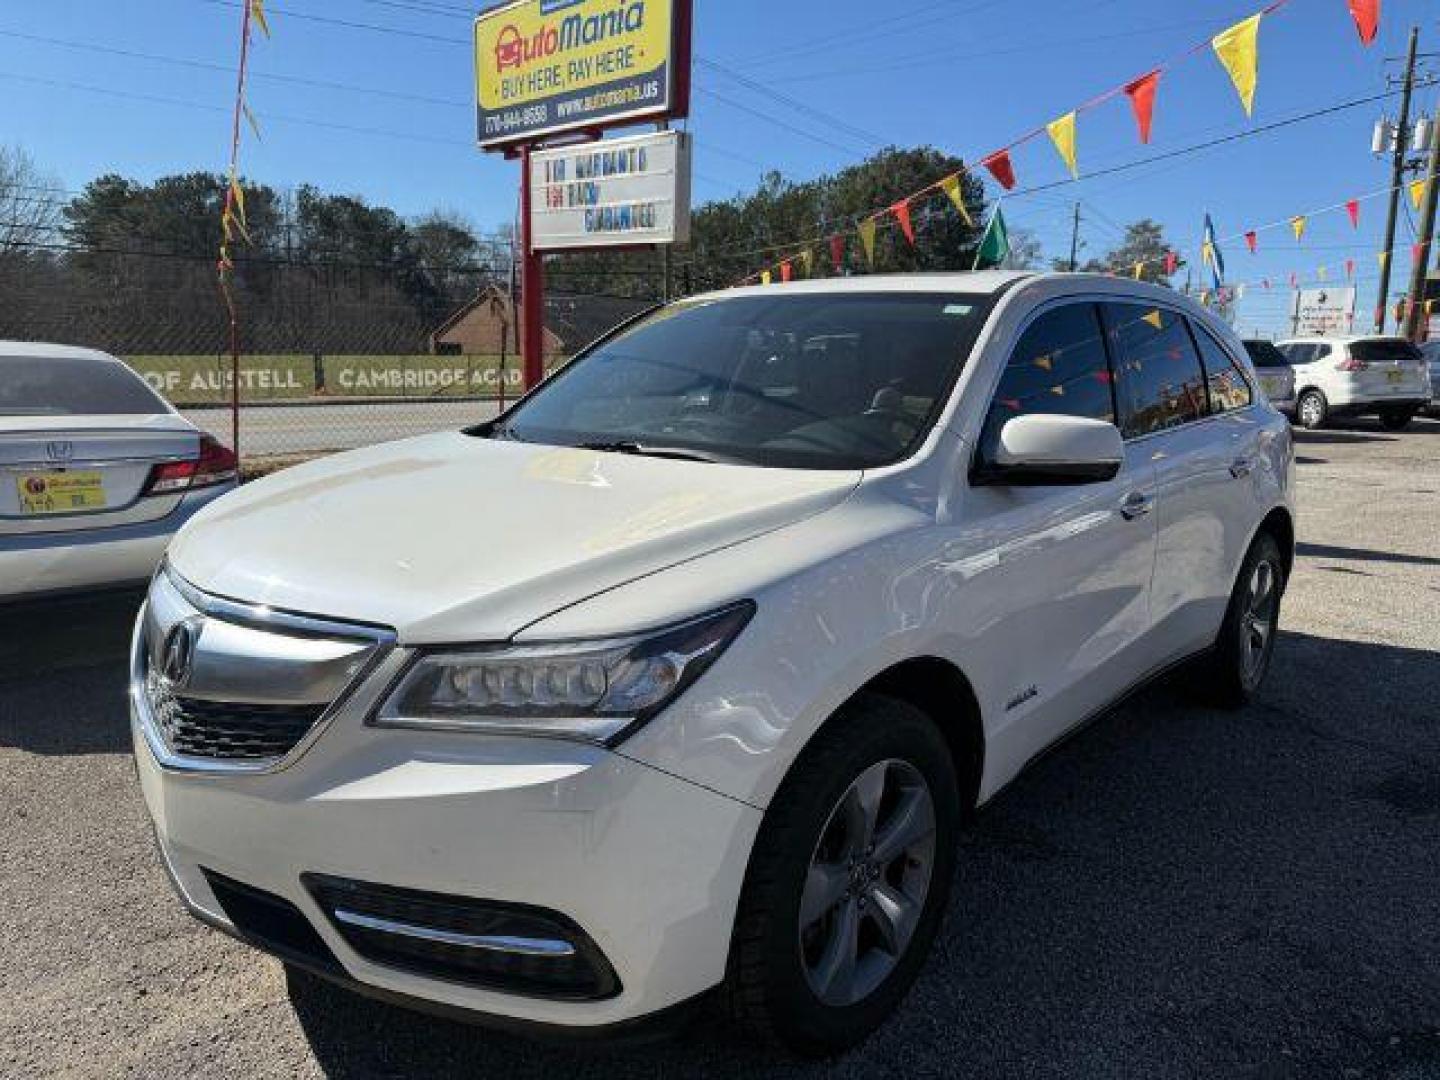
[131,603,762,1031]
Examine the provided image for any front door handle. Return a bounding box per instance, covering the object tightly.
[1230,456,1255,479]
[1120,491,1154,521]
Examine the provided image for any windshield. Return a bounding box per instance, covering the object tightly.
[0,355,168,417]
[488,292,991,469]
[1243,341,1290,369]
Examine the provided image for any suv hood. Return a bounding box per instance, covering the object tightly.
[167,432,860,642]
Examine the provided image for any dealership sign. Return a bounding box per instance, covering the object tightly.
[474,0,690,149]
[529,130,691,250]
[1292,287,1356,336]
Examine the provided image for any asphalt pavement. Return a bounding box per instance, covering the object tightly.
[3,418,1439,1078]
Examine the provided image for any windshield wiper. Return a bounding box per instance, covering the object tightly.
[579,440,734,464]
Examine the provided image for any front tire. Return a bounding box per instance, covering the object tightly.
[1296,390,1328,430]
[726,694,961,1058]
[1196,532,1285,709]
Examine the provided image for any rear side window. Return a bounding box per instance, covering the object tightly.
[1244,341,1290,369]
[1350,340,1422,366]
[978,303,1115,459]
[1103,304,1208,438]
[1193,325,1253,413]
[0,355,166,417]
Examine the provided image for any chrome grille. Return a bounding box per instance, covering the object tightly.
[132,566,394,774]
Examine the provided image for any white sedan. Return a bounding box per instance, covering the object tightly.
[1,342,238,603]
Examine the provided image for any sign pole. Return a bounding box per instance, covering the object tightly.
[518,142,546,391]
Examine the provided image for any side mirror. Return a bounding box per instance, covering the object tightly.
[975,414,1124,486]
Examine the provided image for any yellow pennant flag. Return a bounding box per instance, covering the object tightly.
[243,102,263,142]
[1132,261,1145,280]
[1202,241,1216,269]
[1213,14,1262,117]
[760,270,772,286]
[798,248,815,276]
[1046,112,1079,179]
[1050,385,1066,397]
[1410,179,1428,211]
[1290,215,1307,242]
[939,174,973,227]
[1034,354,1054,372]
[250,0,271,37]
[858,218,878,266]
[1142,309,1164,330]
[1378,249,1390,272]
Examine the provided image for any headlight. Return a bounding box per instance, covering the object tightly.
[372,602,754,745]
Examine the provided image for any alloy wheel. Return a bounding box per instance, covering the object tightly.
[798,759,936,1008]
[1239,559,1279,686]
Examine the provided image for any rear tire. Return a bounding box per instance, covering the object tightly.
[1379,408,1415,431]
[1296,390,1328,430]
[726,694,961,1058]
[1195,532,1285,709]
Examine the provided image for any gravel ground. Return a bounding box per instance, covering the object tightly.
[3,418,1439,1078]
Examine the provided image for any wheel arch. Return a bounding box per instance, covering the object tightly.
[1253,505,1295,590]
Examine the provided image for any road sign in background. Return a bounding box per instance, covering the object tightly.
[530,130,691,251]
[1292,287,1357,336]
[474,0,689,149]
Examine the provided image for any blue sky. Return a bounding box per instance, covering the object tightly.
[1,0,1436,335]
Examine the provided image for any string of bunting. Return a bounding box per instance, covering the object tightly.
[739,0,1383,287]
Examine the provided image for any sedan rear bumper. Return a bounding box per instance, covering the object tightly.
[0,483,234,601]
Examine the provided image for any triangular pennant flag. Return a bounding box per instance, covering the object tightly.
[1346,259,1355,280]
[1034,354,1054,372]
[1289,272,1298,288]
[760,270,772,286]
[1346,199,1361,229]
[1378,249,1390,272]
[974,206,1011,270]
[250,0,271,37]
[1291,216,1307,242]
[780,260,793,284]
[1410,179,1427,211]
[829,234,845,271]
[1200,290,1211,306]
[1348,0,1380,45]
[938,174,973,226]
[1124,71,1161,145]
[1133,262,1145,280]
[242,102,263,142]
[981,150,1016,191]
[1412,241,1427,264]
[1164,251,1178,275]
[1142,310,1164,330]
[892,200,915,246]
[1046,112,1079,179]
[858,218,878,266]
[798,249,815,277]
[1212,14,1262,117]
[1245,231,1258,254]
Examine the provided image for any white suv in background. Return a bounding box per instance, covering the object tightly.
[131,274,1295,1057]
[1276,335,1432,430]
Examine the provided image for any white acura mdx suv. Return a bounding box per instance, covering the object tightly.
[132,274,1295,1056]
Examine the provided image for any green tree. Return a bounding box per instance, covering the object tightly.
[1079,218,1183,285]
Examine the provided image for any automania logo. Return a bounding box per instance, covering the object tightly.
[493,0,648,73]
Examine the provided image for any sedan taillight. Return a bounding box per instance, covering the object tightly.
[142,435,238,496]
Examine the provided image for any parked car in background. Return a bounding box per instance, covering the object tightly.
[1275,336,1432,430]
[1242,339,1297,416]
[1421,340,1440,416]
[131,274,1294,1056]
[1,343,238,603]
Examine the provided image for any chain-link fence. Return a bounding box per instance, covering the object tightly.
[0,252,658,463]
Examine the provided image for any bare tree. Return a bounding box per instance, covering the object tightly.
[0,145,63,259]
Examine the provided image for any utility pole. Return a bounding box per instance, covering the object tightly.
[1068,202,1081,272]
[1376,26,1420,333]
[1404,102,1440,341]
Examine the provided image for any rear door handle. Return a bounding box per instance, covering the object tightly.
[1230,457,1255,479]
[1120,492,1154,520]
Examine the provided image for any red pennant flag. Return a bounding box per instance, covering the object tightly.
[1164,251,1178,275]
[1124,71,1161,145]
[1348,0,1380,45]
[1413,242,1427,265]
[892,200,915,246]
[780,260,793,283]
[1289,272,1298,288]
[1346,199,1361,229]
[981,150,1016,191]
[1346,258,1355,279]
[1245,231,1258,254]
[829,234,845,270]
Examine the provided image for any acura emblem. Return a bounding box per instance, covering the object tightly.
[45,440,74,462]
[160,619,202,687]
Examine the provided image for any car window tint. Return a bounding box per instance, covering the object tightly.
[1244,341,1290,369]
[978,303,1115,460]
[0,355,166,416]
[1194,324,1253,413]
[1350,339,1423,365]
[1103,304,1208,437]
